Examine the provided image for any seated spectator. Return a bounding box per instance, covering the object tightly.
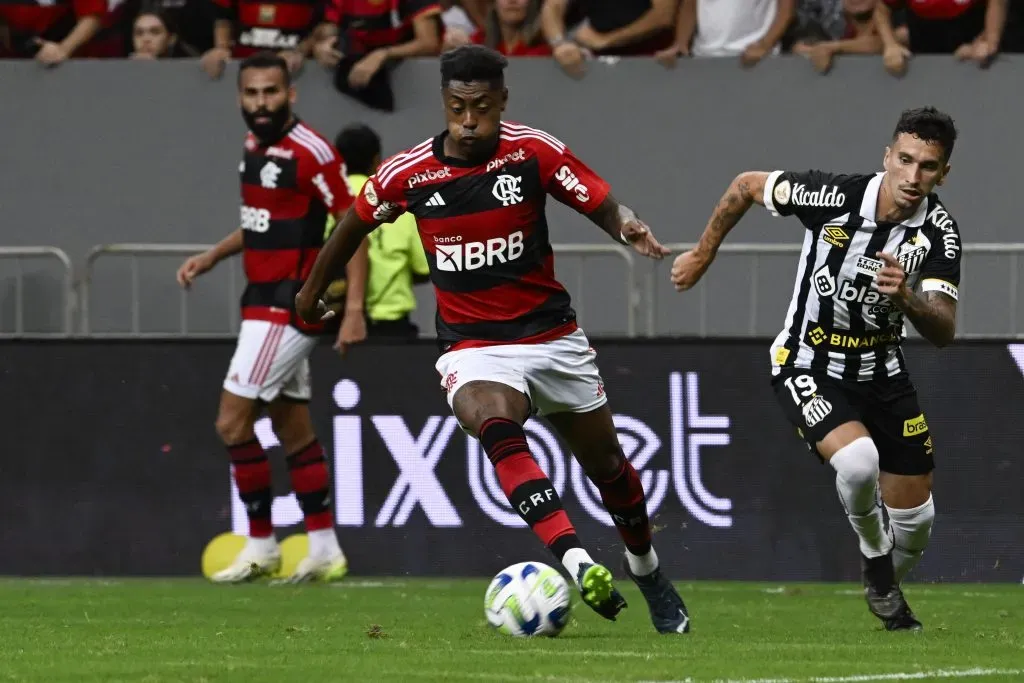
[541,0,677,77]
[0,0,106,65]
[201,0,319,79]
[876,0,1009,75]
[654,0,795,67]
[312,0,442,110]
[790,0,882,74]
[445,0,552,56]
[130,8,197,58]
[328,124,430,342]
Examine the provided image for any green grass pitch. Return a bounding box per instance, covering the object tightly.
[1,579,1021,682]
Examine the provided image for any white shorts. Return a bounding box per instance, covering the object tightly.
[223,320,318,403]
[435,328,608,418]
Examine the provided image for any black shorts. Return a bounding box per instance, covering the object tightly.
[771,368,935,476]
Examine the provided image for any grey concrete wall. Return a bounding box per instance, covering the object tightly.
[1,56,1022,337]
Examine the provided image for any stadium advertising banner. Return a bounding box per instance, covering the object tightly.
[2,340,1022,582]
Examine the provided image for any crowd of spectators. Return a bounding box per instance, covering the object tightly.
[3,1,1022,106]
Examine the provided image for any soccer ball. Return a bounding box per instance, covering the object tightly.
[484,561,572,637]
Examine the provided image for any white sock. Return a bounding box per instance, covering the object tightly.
[247,535,279,555]
[886,494,935,583]
[561,547,595,583]
[307,529,343,560]
[626,546,660,577]
[830,437,893,558]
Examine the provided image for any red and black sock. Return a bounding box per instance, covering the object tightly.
[479,418,581,560]
[286,440,333,532]
[228,438,273,538]
[591,459,652,556]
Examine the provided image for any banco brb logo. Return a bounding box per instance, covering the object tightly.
[229,371,733,533]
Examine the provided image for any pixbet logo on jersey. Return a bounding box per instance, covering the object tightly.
[434,231,524,272]
[407,167,452,188]
[228,371,736,533]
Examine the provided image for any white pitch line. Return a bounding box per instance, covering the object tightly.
[640,667,1024,683]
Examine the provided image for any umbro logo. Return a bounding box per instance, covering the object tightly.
[425,192,445,207]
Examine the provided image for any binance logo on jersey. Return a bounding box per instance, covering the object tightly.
[822,225,850,249]
[807,326,828,346]
[903,414,929,437]
[805,325,900,349]
[435,231,525,272]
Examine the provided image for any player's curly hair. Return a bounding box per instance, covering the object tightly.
[238,50,291,88]
[440,45,508,89]
[893,107,958,161]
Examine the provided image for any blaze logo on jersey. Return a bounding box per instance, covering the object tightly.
[554,165,590,203]
[435,231,525,272]
[822,225,850,249]
[492,175,523,207]
[812,265,837,297]
[792,184,845,208]
[260,162,282,189]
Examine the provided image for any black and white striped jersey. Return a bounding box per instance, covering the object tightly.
[763,170,962,382]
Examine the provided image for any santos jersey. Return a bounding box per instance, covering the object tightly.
[351,121,610,353]
[763,169,962,382]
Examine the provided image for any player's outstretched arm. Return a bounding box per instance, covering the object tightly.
[875,252,957,348]
[295,208,375,323]
[670,171,769,291]
[587,195,671,260]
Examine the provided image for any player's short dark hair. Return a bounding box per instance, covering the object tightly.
[440,44,508,89]
[334,124,382,176]
[892,107,958,161]
[238,50,291,88]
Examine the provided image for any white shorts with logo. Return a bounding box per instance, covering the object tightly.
[435,328,608,418]
[223,320,318,403]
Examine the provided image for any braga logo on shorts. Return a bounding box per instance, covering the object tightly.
[434,231,524,272]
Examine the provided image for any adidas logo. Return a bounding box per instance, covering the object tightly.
[425,192,445,207]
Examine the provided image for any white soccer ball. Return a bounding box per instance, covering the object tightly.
[484,561,572,637]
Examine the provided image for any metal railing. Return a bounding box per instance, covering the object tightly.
[648,242,1024,339]
[80,243,239,337]
[79,242,639,338]
[0,247,75,337]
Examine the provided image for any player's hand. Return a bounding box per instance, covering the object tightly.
[313,36,343,69]
[335,309,367,355]
[883,44,911,77]
[34,39,68,67]
[621,218,670,260]
[670,249,711,291]
[553,42,587,79]
[654,44,688,69]
[295,289,334,325]
[349,49,387,89]
[740,41,770,68]
[200,47,231,80]
[874,251,909,301]
[176,252,217,289]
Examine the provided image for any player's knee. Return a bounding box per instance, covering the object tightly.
[453,382,529,436]
[578,439,626,481]
[829,436,880,491]
[215,413,254,446]
[887,494,935,548]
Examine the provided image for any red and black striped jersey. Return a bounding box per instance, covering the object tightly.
[211,0,321,57]
[0,0,107,56]
[324,0,440,55]
[352,121,610,352]
[239,118,354,333]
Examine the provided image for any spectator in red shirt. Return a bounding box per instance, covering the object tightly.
[877,0,1007,75]
[201,0,320,79]
[311,0,441,109]
[445,0,552,56]
[0,0,105,65]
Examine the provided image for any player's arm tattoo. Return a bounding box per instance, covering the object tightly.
[894,290,957,348]
[304,208,376,300]
[694,172,768,257]
[587,195,638,244]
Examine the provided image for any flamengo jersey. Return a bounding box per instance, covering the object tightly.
[351,121,611,352]
[764,170,962,382]
[212,0,320,56]
[239,119,353,332]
